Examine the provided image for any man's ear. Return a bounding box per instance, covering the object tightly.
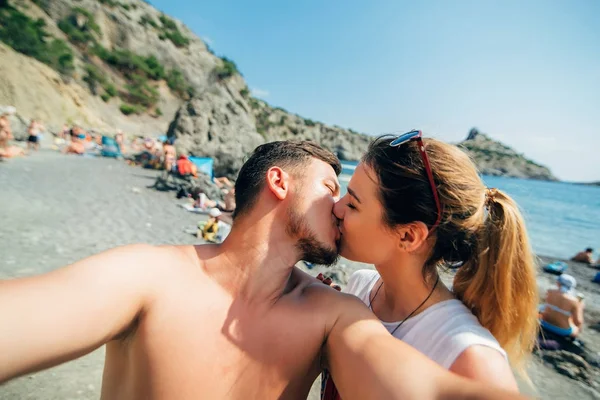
[266,166,290,200]
[397,221,430,252]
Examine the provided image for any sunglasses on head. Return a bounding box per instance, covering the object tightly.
[390,130,442,231]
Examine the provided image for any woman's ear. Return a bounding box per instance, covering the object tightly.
[266,166,290,200]
[397,221,430,252]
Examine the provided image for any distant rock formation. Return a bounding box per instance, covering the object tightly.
[458,129,556,181]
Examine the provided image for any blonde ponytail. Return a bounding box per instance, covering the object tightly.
[452,189,539,376]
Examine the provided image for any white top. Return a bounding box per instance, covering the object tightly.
[345,269,507,369]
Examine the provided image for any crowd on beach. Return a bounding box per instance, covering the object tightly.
[2,110,599,398]
[0,106,236,243]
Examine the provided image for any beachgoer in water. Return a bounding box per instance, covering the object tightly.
[322,132,538,397]
[0,140,523,400]
[571,248,594,264]
[539,274,585,338]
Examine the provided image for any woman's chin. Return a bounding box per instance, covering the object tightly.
[338,241,360,262]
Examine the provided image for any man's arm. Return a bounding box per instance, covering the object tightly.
[325,295,524,400]
[0,244,162,383]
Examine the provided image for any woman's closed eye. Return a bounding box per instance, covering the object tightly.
[346,201,356,210]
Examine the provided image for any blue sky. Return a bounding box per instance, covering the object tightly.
[151,0,599,182]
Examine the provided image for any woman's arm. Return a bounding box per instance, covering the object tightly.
[449,346,518,391]
[573,300,585,331]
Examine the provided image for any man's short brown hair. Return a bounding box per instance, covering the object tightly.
[233,140,341,219]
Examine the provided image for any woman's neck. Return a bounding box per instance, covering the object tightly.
[372,257,453,323]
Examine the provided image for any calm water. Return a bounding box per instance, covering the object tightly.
[339,162,600,260]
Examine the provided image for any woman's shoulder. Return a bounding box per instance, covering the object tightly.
[425,300,497,335]
[414,299,506,362]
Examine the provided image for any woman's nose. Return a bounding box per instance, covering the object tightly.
[333,196,345,220]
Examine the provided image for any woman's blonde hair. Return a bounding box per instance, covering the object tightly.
[363,135,539,377]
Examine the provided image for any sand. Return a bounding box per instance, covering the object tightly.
[1,149,599,399]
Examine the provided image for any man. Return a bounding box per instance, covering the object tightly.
[27,119,43,152]
[0,141,523,399]
[571,248,594,264]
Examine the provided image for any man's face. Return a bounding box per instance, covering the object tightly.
[285,158,341,266]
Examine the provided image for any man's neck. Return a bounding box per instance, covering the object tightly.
[202,210,301,306]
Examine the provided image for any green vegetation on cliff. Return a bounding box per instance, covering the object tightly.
[0,1,198,117]
[58,7,100,46]
[0,4,74,75]
[215,57,241,80]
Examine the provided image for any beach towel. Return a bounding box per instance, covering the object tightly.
[543,261,568,275]
[188,156,214,179]
[178,203,212,214]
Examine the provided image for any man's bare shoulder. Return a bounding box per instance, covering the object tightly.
[80,243,202,284]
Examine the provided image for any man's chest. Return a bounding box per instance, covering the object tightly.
[128,293,327,393]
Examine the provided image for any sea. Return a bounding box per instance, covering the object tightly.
[339,161,600,260]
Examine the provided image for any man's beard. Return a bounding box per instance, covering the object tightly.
[286,208,339,266]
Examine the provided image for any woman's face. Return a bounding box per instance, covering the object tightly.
[333,163,399,265]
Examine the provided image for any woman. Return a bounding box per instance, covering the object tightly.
[322,131,538,397]
[539,274,584,338]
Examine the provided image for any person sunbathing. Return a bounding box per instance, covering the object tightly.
[63,138,85,155]
[539,274,585,338]
[571,248,594,264]
[0,111,25,159]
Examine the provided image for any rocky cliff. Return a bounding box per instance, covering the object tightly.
[0,0,554,181]
[167,92,371,178]
[458,128,556,181]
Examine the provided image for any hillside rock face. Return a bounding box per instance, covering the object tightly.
[168,95,372,178]
[459,128,556,181]
[166,86,264,178]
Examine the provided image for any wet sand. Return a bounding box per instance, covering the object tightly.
[1,150,599,399]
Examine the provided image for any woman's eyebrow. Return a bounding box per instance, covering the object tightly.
[347,187,361,204]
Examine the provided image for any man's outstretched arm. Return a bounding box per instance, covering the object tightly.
[325,295,525,400]
[0,244,162,383]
